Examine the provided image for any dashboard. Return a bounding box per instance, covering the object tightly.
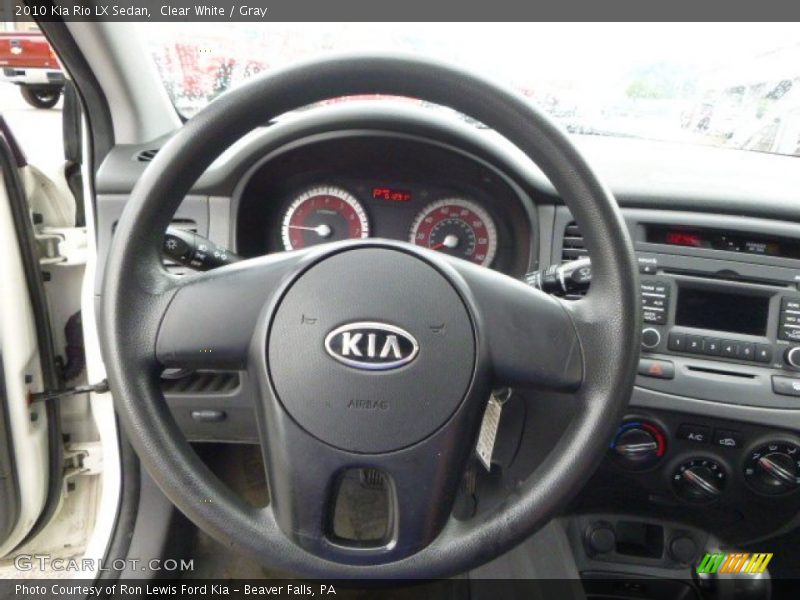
[234,135,532,275]
[94,103,800,577]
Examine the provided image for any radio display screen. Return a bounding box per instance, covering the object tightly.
[646,225,800,260]
[675,287,769,336]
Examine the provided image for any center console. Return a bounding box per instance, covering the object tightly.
[550,208,800,583]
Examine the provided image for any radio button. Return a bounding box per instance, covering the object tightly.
[772,375,800,397]
[738,343,755,361]
[687,336,703,353]
[721,341,739,358]
[668,332,686,351]
[642,281,669,294]
[702,338,721,356]
[781,298,800,311]
[780,326,800,342]
[755,345,772,363]
[639,261,657,275]
[643,296,667,309]
[643,309,666,325]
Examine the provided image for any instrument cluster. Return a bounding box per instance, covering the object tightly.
[280,184,498,267]
[234,135,533,275]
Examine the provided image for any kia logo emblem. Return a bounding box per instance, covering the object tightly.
[324,322,419,370]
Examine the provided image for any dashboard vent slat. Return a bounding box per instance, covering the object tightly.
[160,371,240,395]
[167,218,198,234]
[562,221,588,298]
[135,148,159,162]
[561,221,586,263]
[562,248,589,261]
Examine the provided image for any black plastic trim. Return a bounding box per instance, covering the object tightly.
[96,431,141,581]
[34,19,114,169]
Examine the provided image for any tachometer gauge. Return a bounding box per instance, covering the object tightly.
[281,185,369,250]
[410,198,497,266]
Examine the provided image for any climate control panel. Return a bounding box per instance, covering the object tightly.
[604,412,800,506]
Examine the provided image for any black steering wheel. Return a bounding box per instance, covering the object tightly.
[101,55,640,578]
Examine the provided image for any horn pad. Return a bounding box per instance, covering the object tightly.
[267,247,475,453]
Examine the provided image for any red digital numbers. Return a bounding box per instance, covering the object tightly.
[666,231,702,247]
[372,187,412,202]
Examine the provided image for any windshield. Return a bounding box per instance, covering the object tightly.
[146,23,800,156]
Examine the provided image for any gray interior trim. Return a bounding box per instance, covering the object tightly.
[631,386,800,431]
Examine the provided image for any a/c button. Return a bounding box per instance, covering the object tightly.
[676,423,710,444]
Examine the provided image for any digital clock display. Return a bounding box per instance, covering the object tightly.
[646,225,800,260]
[665,231,702,247]
[371,187,412,202]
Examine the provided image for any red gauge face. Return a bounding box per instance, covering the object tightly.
[409,198,498,266]
[281,186,369,250]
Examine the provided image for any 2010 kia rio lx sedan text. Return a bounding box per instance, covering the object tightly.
[0,19,799,600]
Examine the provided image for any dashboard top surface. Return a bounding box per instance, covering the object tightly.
[96,102,800,224]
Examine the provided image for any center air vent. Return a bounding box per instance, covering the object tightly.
[562,221,587,263]
[135,148,159,162]
[562,221,588,299]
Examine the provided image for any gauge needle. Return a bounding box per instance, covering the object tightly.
[430,234,460,251]
[288,224,332,238]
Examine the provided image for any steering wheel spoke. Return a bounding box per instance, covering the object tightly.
[155,252,305,371]
[450,259,584,391]
[258,399,470,563]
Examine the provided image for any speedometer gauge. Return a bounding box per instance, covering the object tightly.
[410,198,497,266]
[281,186,369,250]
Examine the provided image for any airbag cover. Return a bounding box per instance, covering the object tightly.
[267,247,475,453]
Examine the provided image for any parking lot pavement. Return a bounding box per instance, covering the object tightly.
[0,81,64,180]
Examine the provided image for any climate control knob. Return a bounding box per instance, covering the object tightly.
[610,420,666,469]
[744,442,800,495]
[672,458,727,503]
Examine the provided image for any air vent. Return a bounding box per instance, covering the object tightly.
[135,148,159,162]
[561,221,588,263]
[160,370,240,395]
[167,218,198,234]
[562,221,588,299]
